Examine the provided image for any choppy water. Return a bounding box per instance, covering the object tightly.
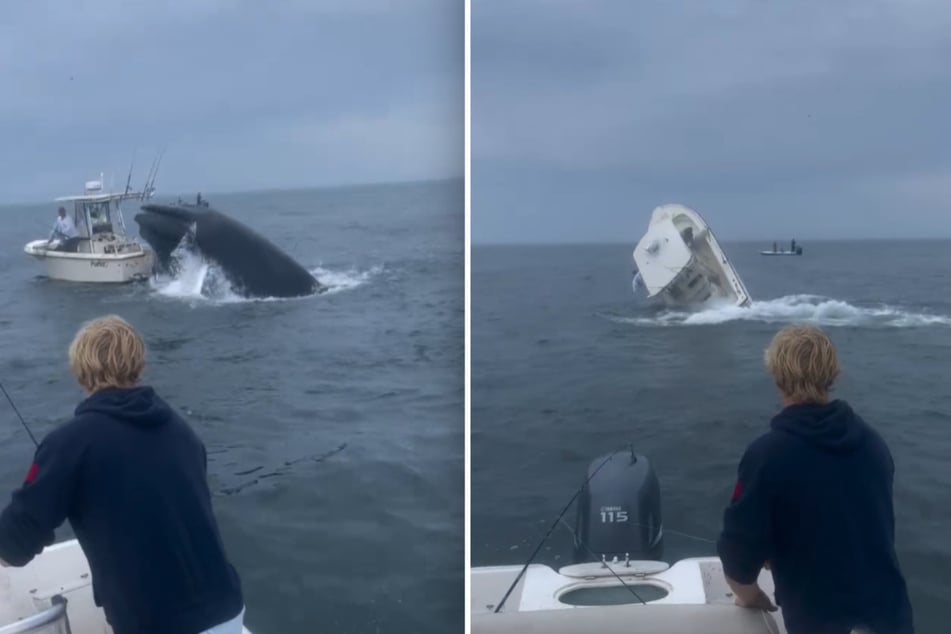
[472,240,951,633]
[0,179,464,633]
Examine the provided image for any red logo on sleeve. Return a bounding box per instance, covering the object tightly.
[24,463,38,485]
[731,480,743,502]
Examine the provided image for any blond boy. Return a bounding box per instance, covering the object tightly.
[717,324,913,634]
[0,315,245,634]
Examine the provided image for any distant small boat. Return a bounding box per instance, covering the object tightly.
[761,240,803,256]
[760,249,802,256]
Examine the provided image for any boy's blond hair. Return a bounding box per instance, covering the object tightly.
[764,324,839,404]
[68,315,146,393]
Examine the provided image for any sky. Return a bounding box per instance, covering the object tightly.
[0,0,463,204]
[473,0,951,243]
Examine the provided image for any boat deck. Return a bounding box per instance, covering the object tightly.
[0,540,108,633]
[472,557,786,633]
[0,540,253,633]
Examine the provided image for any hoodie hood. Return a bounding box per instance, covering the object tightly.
[75,385,172,428]
[770,399,868,452]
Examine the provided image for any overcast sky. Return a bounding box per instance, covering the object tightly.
[0,0,462,204]
[473,0,951,243]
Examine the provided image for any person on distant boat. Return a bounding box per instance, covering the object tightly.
[716,325,913,634]
[0,315,245,634]
[790,238,797,252]
[48,206,80,251]
[772,241,778,252]
[197,192,203,206]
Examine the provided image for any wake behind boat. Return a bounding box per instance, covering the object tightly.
[0,539,255,634]
[631,204,752,308]
[471,450,786,634]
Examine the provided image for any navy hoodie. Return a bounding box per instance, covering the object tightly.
[0,386,243,634]
[717,400,914,634]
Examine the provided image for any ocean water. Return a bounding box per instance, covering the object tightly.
[472,240,951,633]
[0,179,464,633]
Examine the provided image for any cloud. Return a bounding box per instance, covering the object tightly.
[473,0,951,242]
[0,0,462,202]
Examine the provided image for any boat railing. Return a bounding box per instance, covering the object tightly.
[0,595,71,634]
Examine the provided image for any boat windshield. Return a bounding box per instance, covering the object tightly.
[81,200,115,235]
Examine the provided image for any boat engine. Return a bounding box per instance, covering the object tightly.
[572,449,663,564]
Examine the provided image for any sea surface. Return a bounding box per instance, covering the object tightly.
[472,240,951,633]
[0,179,464,633]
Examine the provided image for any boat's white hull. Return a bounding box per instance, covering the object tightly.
[0,539,253,633]
[632,204,752,309]
[24,240,153,283]
[472,557,785,633]
[760,251,801,256]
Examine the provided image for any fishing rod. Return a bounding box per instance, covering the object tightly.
[0,381,39,448]
[214,442,348,496]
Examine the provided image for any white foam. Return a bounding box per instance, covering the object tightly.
[612,294,951,328]
[310,264,385,295]
[148,241,382,304]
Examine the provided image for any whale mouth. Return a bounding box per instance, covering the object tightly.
[133,201,324,299]
[134,206,198,269]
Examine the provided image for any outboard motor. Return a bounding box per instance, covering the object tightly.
[572,449,663,564]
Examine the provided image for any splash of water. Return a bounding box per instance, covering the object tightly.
[608,294,951,328]
[311,264,385,295]
[148,241,381,304]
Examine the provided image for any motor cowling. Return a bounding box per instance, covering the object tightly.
[572,450,663,564]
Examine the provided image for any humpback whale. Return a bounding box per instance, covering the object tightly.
[134,202,323,298]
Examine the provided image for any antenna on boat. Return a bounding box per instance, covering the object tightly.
[0,382,39,448]
[142,148,164,199]
[123,151,136,196]
[143,155,157,197]
[142,149,165,199]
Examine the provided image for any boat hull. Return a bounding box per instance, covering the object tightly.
[24,240,154,283]
[760,250,801,256]
[632,204,752,308]
[0,539,254,633]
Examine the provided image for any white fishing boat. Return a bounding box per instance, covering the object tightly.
[631,204,752,308]
[23,167,159,284]
[0,539,254,633]
[471,450,787,634]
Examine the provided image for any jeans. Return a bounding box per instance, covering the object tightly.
[199,607,245,634]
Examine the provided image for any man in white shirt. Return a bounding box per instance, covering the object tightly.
[48,207,80,250]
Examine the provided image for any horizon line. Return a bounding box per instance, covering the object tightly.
[471,236,951,246]
[0,174,463,208]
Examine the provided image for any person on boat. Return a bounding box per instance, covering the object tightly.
[716,324,913,634]
[48,206,80,250]
[0,315,245,634]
